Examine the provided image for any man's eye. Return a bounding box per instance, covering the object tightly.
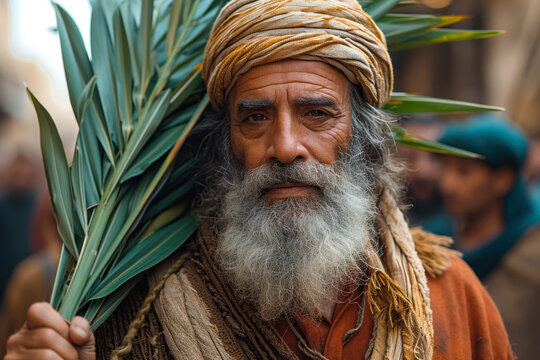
[244,113,267,123]
[308,109,329,118]
[457,166,472,176]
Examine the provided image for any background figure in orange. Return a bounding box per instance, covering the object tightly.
[0,190,61,357]
[424,114,540,358]
[398,117,444,226]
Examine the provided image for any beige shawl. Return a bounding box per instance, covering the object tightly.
[148,190,447,360]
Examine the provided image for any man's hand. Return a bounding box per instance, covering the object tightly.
[5,302,95,360]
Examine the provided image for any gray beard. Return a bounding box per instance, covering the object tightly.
[216,159,376,320]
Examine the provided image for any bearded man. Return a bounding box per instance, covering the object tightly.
[5,1,513,359]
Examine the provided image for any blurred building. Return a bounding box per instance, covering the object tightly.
[393,0,540,135]
[0,0,77,172]
[484,0,540,136]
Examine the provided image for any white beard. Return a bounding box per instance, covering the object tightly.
[216,160,375,320]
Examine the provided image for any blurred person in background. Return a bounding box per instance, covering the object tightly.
[0,150,38,301]
[398,117,444,226]
[524,137,540,205]
[0,190,61,357]
[424,114,540,358]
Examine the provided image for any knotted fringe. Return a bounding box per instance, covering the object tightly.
[410,228,459,278]
[367,268,417,360]
[368,189,439,360]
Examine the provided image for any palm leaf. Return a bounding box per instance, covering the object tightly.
[391,125,481,158]
[70,149,87,238]
[166,0,184,56]
[56,4,116,168]
[28,90,78,259]
[385,93,504,114]
[136,0,154,107]
[390,28,504,51]
[90,0,122,152]
[380,14,467,44]
[88,275,141,331]
[89,213,197,300]
[53,4,94,122]
[54,4,104,202]
[364,0,402,20]
[113,8,135,141]
[121,119,192,182]
[50,246,73,308]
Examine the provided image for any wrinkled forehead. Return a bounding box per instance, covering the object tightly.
[227,59,352,110]
[202,0,393,111]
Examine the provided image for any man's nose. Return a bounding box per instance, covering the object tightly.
[267,114,310,164]
[439,167,458,195]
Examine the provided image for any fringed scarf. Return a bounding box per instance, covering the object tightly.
[142,190,453,360]
[366,190,435,360]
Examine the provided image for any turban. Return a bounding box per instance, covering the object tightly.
[439,114,528,171]
[202,0,393,110]
[438,114,533,223]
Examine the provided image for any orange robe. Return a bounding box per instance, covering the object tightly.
[276,257,514,359]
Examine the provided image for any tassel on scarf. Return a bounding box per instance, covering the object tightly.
[367,269,418,360]
[410,228,459,278]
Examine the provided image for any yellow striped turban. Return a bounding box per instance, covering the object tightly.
[202,0,393,110]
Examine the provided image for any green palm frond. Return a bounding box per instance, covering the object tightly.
[29,0,503,328]
[385,93,504,114]
[357,0,503,155]
[391,125,482,158]
[32,0,224,329]
[390,28,503,51]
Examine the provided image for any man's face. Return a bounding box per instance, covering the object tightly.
[397,123,442,204]
[216,60,376,319]
[7,155,37,195]
[439,156,502,217]
[228,59,352,201]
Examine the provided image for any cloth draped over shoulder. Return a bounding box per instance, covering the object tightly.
[94,190,514,360]
[424,115,540,278]
[141,190,447,360]
[202,0,393,110]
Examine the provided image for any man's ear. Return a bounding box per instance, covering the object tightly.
[493,166,517,197]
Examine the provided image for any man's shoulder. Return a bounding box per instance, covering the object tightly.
[411,227,490,296]
[428,254,480,292]
[423,249,514,359]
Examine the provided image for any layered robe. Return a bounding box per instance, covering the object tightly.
[95,214,513,359]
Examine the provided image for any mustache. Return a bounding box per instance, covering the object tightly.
[236,161,341,198]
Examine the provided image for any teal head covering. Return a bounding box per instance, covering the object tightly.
[439,114,527,170]
[424,114,540,278]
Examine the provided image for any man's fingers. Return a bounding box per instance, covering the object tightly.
[5,303,95,360]
[69,316,93,345]
[12,327,79,360]
[25,302,69,339]
[70,316,96,360]
[4,347,64,360]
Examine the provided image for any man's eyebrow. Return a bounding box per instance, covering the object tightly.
[295,97,339,109]
[237,99,273,114]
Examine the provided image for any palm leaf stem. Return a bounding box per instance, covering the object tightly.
[146,0,202,103]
